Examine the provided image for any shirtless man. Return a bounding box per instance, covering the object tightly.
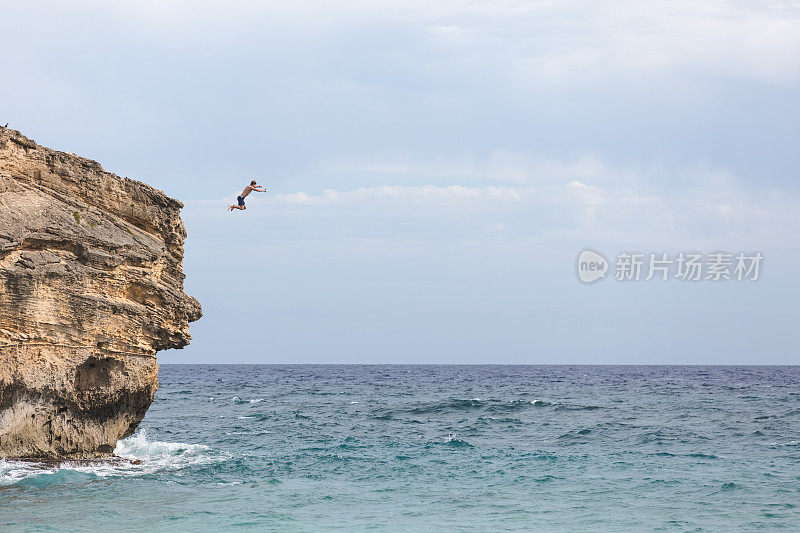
[228,180,266,211]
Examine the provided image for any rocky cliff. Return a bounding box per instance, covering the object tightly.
[0,128,201,459]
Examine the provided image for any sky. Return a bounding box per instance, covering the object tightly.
[2,0,799,363]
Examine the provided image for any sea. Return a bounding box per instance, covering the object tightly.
[1,365,799,531]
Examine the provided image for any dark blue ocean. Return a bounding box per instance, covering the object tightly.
[2,365,799,531]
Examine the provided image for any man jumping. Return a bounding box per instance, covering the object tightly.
[228,180,266,211]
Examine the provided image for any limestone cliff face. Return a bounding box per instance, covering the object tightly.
[0,128,201,459]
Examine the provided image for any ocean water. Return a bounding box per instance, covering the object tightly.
[1,365,799,531]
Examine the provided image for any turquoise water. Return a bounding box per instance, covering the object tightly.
[1,365,799,531]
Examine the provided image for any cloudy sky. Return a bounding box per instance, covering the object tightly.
[3,1,799,363]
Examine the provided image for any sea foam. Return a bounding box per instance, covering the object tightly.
[0,430,225,486]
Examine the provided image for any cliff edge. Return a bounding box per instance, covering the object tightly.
[0,128,201,459]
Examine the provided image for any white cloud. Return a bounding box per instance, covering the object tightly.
[328,153,623,186]
[271,185,521,204]
[27,0,800,87]
[186,162,800,250]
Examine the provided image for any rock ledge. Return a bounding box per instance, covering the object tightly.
[0,128,201,459]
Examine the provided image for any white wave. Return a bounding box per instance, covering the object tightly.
[114,430,223,473]
[766,440,800,447]
[0,460,57,486]
[232,396,265,404]
[0,430,227,485]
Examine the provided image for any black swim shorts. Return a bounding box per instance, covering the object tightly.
[237,195,245,206]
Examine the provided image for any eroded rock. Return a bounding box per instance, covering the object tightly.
[0,128,201,459]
